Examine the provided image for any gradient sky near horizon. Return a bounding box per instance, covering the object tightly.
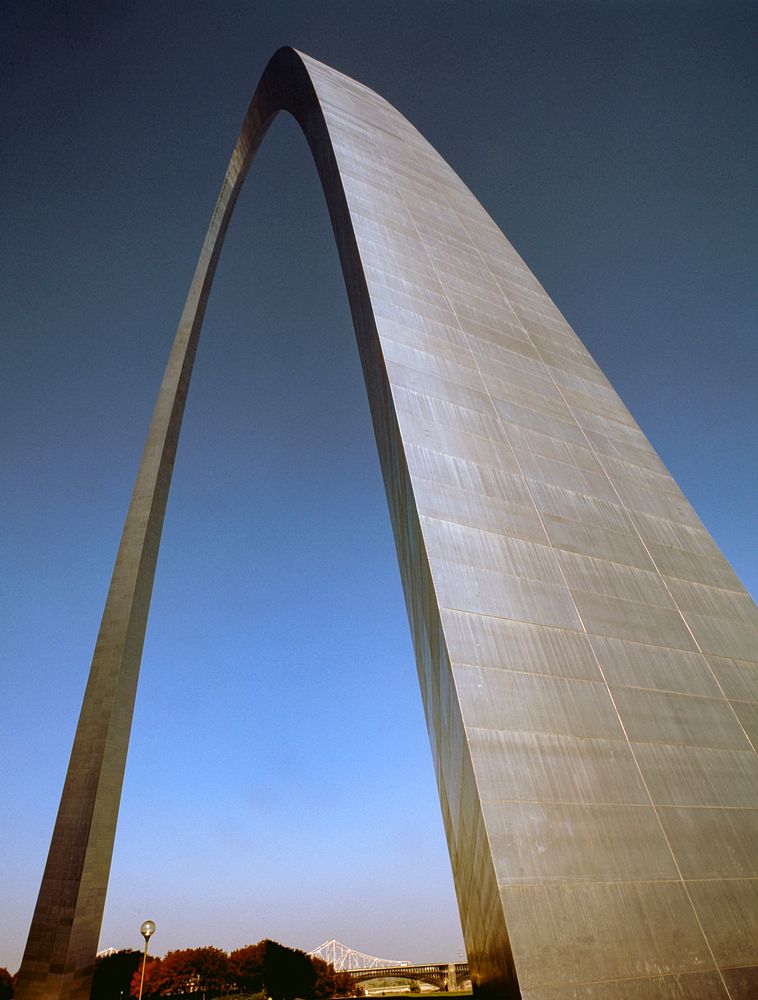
[2,0,756,974]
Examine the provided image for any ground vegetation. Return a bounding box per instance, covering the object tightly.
[90,949,142,1000]
[91,939,364,1000]
[0,968,13,1000]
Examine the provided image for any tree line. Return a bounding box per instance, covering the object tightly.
[90,941,363,1000]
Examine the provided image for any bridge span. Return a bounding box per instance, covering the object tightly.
[352,963,469,990]
[308,940,468,990]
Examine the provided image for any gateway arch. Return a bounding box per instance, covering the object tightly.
[16,48,758,1000]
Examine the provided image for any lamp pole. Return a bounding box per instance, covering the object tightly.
[137,920,156,1000]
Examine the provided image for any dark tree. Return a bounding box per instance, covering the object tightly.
[229,943,265,995]
[311,957,360,998]
[231,941,326,1000]
[182,948,230,998]
[130,948,229,999]
[258,940,315,1000]
[91,950,142,1000]
[0,968,13,1000]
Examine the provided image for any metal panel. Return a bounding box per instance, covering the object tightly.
[499,881,716,987]
[657,806,758,878]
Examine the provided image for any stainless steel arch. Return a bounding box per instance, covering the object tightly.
[17,48,758,1000]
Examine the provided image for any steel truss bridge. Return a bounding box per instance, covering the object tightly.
[308,942,468,989]
[352,963,469,989]
[309,940,408,971]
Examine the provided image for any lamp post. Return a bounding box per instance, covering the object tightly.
[137,920,156,1000]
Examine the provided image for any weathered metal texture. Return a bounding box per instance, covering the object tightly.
[16,48,758,1000]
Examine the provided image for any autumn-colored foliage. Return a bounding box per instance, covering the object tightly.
[228,942,265,995]
[110,939,361,1000]
[310,956,358,998]
[129,948,229,999]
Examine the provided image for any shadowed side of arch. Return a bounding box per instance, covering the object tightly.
[17,47,758,1000]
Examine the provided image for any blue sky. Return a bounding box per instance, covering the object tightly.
[2,0,756,972]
